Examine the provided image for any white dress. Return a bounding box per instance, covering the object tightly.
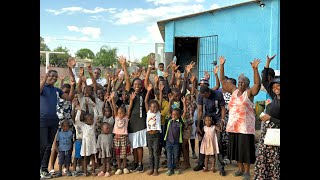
[75,107,98,157]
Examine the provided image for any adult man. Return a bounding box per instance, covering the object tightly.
[194,85,226,176]
[86,67,107,87]
[40,69,75,179]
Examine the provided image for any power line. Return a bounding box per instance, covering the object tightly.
[52,38,155,45]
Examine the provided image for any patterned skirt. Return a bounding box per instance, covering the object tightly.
[113,135,131,159]
[254,122,280,180]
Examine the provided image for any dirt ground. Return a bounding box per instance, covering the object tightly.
[53,141,254,180]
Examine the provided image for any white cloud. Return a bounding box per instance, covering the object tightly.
[46,7,116,15]
[146,24,164,43]
[112,4,204,25]
[195,0,205,2]
[210,4,220,9]
[128,35,138,42]
[146,0,189,5]
[43,36,57,44]
[67,26,80,32]
[67,26,101,39]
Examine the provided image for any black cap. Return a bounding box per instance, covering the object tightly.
[268,77,280,91]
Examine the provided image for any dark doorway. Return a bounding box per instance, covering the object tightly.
[174,37,198,74]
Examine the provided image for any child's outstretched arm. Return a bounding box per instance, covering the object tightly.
[181,96,187,119]
[128,92,136,119]
[145,83,153,112]
[110,92,118,117]
[168,93,174,114]
[118,56,131,92]
[159,83,165,109]
[211,65,220,90]
[87,64,97,93]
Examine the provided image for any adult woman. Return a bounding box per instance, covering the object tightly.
[219,56,261,180]
[254,56,280,180]
[119,56,147,172]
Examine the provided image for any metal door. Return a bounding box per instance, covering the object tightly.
[198,35,218,87]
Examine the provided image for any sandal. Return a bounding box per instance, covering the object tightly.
[48,169,55,175]
[105,172,111,177]
[210,167,216,173]
[203,167,208,172]
[97,171,105,176]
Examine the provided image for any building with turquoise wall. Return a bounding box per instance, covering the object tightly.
[157,0,280,102]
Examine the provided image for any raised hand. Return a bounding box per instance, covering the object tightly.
[118,56,126,66]
[175,70,181,79]
[267,54,276,62]
[250,58,261,69]
[81,76,86,82]
[87,64,93,74]
[168,93,173,101]
[147,83,153,91]
[163,71,169,78]
[186,61,195,73]
[70,78,76,86]
[130,92,136,101]
[219,56,226,65]
[59,75,65,81]
[149,54,156,66]
[181,96,186,104]
[154,74,159,84]
[204,71,210,80]
[213,65,219,75]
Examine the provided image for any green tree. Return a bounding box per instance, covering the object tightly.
[75,48,95,59]
[50,46,71,67]
[93,45,118,68]
[40,36,50,65]
[140,53,155,68]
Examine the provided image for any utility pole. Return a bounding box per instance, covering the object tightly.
[40,51,66,73]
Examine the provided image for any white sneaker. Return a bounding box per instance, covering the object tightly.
[115,169,123,175]
[76,166,81,172]
[62,168,67,174]
[123,168,130,174]
[87,165,92,171]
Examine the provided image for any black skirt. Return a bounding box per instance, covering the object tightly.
[228,132,256,164]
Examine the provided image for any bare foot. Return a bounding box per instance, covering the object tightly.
[147,170,154,175]
[210,167,216,173]
[153,170,159,176]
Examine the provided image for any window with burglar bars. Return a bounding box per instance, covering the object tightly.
[198,35,218,87]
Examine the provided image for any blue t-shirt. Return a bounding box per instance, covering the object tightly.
[197,90,225,123]
[57,130,73,152]
[40,84,64,127]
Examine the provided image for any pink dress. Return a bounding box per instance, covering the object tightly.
[226,89,255,134]
[200,126,219,155]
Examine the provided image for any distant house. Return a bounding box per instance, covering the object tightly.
[157,0,280,101]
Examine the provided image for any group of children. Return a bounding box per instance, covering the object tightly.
[48,55,223,178]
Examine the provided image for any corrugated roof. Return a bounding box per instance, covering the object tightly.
[157,0,258,41]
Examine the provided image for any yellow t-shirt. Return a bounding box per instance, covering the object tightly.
[158,99,170,125]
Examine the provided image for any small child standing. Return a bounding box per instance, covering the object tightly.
[164,97,187,176]
[200,115,219,173]
[145,83,162,176]
[110,91,133,175]
[75,98,98,176]
[55,120,73,177]
[181,94,196,170]
[97,122,114,177]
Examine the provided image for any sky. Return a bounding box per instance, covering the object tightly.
[40,0,248,61]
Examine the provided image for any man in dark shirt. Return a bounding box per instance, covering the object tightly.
[40,70,75,179]
[194,85,226,176]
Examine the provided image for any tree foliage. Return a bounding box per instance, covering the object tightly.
[93,45,118,68]
[75,48,95,59]
[40,36,50,65]
[49,46,71,67]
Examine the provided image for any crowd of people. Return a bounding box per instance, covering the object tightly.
[40,54,280,180]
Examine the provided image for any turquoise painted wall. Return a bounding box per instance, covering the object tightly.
[164,0,280,102]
